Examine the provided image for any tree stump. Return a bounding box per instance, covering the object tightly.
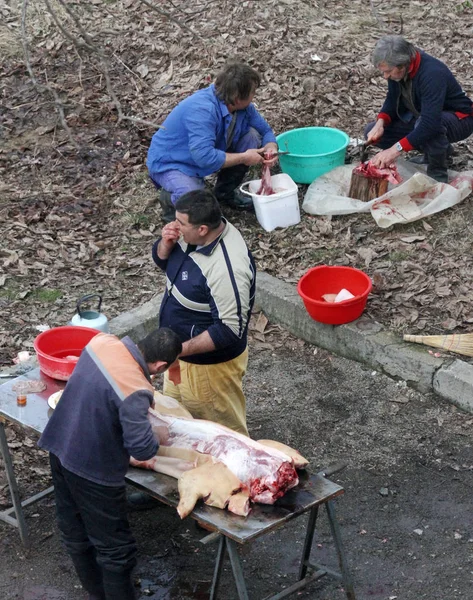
[348,170,388,201]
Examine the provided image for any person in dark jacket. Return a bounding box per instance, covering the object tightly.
[147,60,278,221]
[152,189,255,436]
[38,328,182,600]
[365,35,473,182]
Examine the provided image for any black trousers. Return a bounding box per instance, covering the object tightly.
[49,453,137,599]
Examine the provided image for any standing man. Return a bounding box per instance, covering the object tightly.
[365,35,473,182]
[147,60,278,221]
[38,328,182,600]
[152,189,255,436]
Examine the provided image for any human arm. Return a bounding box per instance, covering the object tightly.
[180,330,216,357]
[119,390,159,460]
[403,74,449,150]
[221,141,279,168]
[366,118,386,144]
[222,148,266,168]
[152,222,181,271]
[370,144,401,168]
[191,246,254,355]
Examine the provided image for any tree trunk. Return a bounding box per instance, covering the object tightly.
[348,170,388,201]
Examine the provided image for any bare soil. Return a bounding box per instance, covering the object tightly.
[1,331,472,599]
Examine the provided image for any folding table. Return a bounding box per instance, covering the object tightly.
[0,368,356,599]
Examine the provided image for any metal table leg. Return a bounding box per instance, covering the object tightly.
[0,420,30,546]
[325,500,356,600]
[209,535,226,600]
[208,534,250,600]
[226,538,250,600]
[298,504,319,579]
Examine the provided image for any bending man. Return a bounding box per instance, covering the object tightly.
[365,35,473,182]
[38,328,182,600]
[152,189,255,436]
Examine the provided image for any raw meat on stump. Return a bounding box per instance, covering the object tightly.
[348,161,402,201]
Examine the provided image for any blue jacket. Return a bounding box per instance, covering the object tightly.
[147,84,277,178]
[378,51,473,151]
[38,334,158,486]
[152,219,256,365]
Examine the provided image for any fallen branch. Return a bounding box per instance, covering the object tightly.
[47,0,163,130]
[20,0,78,148]
[136,0,201,39]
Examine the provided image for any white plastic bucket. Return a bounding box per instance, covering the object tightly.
[240,173,300,232]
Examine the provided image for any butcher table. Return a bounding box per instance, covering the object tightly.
[0,368,356,600]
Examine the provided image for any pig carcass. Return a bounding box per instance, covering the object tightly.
[131,393,307,518]
[148,407,300,503]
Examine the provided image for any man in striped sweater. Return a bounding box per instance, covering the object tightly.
[153,189,256,436]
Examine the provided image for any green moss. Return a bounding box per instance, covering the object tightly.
[31,288,63,303]
[389,251,411,262]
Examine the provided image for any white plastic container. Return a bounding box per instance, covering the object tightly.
[240,173,300,232]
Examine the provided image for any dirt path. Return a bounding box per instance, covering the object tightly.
[1,331,472,599]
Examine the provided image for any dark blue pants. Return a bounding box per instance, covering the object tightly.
[364,113,473,155]
[50,453,137,599]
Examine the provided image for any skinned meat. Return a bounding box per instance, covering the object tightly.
[148,408,299,505]
[257,151,275,195]
[355,161,402,185]
[129,455,195,479]
[257,439,309,469]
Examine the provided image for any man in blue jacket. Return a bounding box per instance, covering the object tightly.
[147,60,278,221]
[38,328,182,600]
[152,189,255,436]
[365,35,473,182]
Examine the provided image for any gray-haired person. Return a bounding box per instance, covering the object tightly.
[365,35,473,182]
[147,60,278,221]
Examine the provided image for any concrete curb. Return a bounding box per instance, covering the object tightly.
[255,272,473,413]
[107,273,473,414]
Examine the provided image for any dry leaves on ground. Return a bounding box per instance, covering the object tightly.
[1,0,473,366]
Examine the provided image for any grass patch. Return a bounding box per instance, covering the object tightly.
[31,288,63,303]
[308,248,341,263]
[125,212,152,229]
[389,250,411,262]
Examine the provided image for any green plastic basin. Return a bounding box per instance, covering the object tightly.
[276,127,349,184]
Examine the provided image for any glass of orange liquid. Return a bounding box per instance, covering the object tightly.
[16,382,28,406]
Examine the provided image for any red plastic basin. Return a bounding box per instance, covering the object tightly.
[34,325,100,380]
[297,265,372,325]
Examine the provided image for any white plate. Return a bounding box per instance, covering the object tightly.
[48,391,63,410]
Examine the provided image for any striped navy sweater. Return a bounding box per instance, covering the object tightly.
[153,219,256,365]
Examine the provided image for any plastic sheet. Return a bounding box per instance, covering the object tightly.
[302,164,473,228]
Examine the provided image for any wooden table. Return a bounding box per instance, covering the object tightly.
[0,368,356,600]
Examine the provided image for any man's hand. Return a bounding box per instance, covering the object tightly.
[367,119,385,144]
[157,221,180,259]
[241,148,265,166]
[262,142,279,166]
[370,145,401,169]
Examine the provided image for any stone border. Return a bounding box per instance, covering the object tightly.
[108,273,473,414]
[256,272,473,413]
